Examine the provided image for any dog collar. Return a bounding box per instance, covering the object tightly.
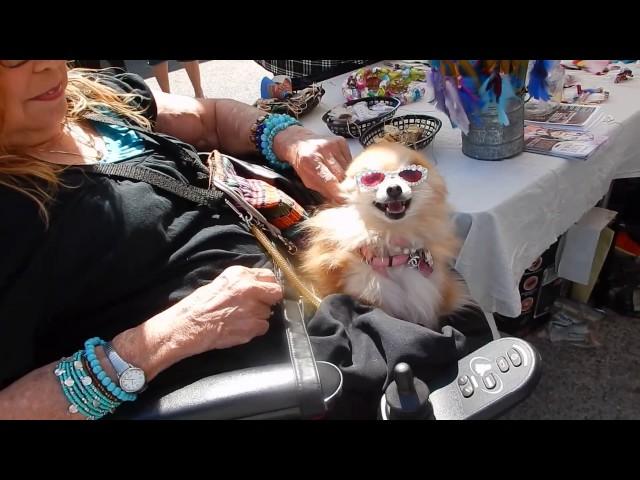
[360,246,434,277]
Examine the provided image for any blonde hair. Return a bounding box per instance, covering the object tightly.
[0,67,152,226]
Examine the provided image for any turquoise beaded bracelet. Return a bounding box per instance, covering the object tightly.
[55,337,141,419]
[84,337,137,402]
[259,113,301,171]
[55,351,119,419]
[62,354,109,419]
[56,359,100,419]
[71,351,120,412]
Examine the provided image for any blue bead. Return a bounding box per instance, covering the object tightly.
[101,377,110,386]
[114,387,123,396]
[97,371,106,380]
[107,383,116,392]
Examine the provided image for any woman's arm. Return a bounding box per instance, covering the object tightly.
[153,92,263,155]
[0,265,281,419]
[152,92,352,203]
[0,314,177,419]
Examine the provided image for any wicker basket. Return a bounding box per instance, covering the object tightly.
[254,85,325,118]
[359,114,442,150]
[322,96,401,139]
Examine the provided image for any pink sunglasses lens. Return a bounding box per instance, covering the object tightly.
[398,169,423,183]
[360,172,385,187]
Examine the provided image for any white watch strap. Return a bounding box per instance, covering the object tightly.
[103,342,133,376]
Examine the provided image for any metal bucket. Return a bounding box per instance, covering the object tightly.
[461,98,524,161]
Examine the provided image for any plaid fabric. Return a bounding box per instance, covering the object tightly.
[255,60,374,89]
[214,154,308,238]
[254,60,367,78]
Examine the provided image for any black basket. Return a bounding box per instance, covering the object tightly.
[359,114,442,150]
[322,96,401,139]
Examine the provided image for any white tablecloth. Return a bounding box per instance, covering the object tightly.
[300,63,640,316]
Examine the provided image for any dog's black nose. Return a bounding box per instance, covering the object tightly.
[386,185,402,198]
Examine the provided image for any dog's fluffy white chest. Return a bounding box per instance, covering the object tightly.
[343,261,444,329]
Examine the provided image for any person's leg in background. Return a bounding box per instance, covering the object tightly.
[180,61,205,98]
[149,60,171,93]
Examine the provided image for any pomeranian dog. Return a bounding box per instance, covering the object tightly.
[299,143,468,329]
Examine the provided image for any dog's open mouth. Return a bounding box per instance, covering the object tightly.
[374,199,411,219]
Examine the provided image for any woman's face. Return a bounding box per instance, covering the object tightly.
[0,60,69,149]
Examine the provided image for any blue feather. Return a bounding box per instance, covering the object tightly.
[479,75,495,111]
[527,60,551,101]
[458,77,482,124]
[496,75,519,126]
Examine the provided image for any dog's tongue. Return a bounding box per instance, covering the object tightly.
[386,201,405,213]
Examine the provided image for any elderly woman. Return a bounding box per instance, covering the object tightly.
[0,60,352,419]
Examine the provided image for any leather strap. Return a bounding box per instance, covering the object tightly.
[83,163,223,208]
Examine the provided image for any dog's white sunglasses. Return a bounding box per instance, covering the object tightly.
[355,164,429,191]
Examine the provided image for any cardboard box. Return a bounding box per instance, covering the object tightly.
[557,207,617,285]
[570,227,616,303]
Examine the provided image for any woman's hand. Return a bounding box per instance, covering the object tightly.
[272,126,352,203]
[0,266,283,419]
[159,266,283,360]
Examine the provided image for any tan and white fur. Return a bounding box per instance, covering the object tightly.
[299,143,468,329]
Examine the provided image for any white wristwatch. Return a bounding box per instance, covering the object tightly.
[103,342,147,393]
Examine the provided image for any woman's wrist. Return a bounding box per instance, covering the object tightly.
[255,114,302,169]
[109,313,184,383]
[271,125,309,165]
[47,311,192,420]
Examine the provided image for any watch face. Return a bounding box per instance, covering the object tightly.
[120,368,146,393]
